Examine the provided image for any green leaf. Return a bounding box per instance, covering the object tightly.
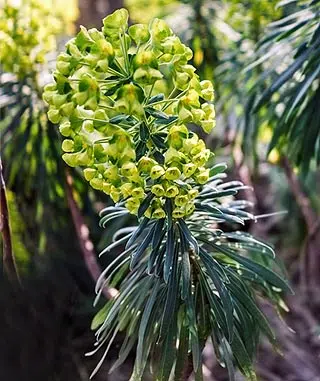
[164,225,175,283]
[210,242,293,294]
[181,245,191,300]
[174,318,189,380]
[91,302,112,330]
[138,193,154,218]
[139,123,149,141]
[209,163,227,177]
[126,217,150,249]
[200,249,234,342]
[220,337,235,381]
[178,220,199,255]
[230,331,257,381]
[286,63,320,120]
[148,93,165,104]
[109,114,129,124]
[254,47,313,110]
[159,255,180,340]
[145,107,170,119]
[130,223,155,269]
[135,278,161,376]
[227,278,276,344]
[156,317,178,381]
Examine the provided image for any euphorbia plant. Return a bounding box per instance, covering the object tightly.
[44,8,291,381]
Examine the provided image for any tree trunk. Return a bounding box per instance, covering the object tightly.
[0,157,20,284]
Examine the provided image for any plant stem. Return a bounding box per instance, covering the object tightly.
[183,355,194,381]
[281,156,320,298]
[65,169,118,300]
[0,157,20,284]
[281,156,317,230]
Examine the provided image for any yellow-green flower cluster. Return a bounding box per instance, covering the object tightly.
[0,0,76,78]
[44,8,216,219]
[135,125,211,219]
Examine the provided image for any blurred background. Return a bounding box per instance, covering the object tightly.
[0,0,319,380]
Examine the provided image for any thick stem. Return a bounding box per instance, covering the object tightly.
[281,157,317,230]
[0,157,20,284]
[281,156,320,302]
[65,170,118,300]
[183,355,194,381]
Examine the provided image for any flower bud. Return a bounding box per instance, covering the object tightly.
[103,8,128,34]
[150,165,165,179]
[61,102,75,116]
[88,28,104,41]
[167,125,188,149]
[185,203,195,215]
[43,91,55,104]
[75,26,94,50]
[201,120,216,134]
[125,197,140,212]
[201,103,215,118]
[121,162,138,178]
[83,119,94,133]
[67,42,82,59]
[164,147,185,164]
[190,140,206,156]
[83,168,97,181]
[85,53,100,67]
[62,152,78,167]
[150,19,172,43]
[191,108,206,123]
[134,68,163,84]
[181,89,200,108]
[48,109,61,124]
[175,195,188,207]
[133,51,157,69]
[188,189,199,199]
[128,24,150,44]
[165,185,179,198]
[104,165,119,181]
[90,177,103,190]
[165,166,181,180]
[183,163,196,178]
[162,36,184,55]
[172,207,185,219]
[102,182,111,194]
[151,184,165,197]
[52,94,68,108]
[73,92,88,105]
[62,139,74,152]
[182,134,198,153]
[193,150,210,167]
[178,107,193,123]
[200,80,214,101]
[144,207,152,219]
[44,83,57,92]
[174,72,189,90]
[131,187,144,199]
[96,59,109,72]
[95,39,114,57]
[195,168,209,184]
[110,187,121,203]
[152,208,166,219]
[59,121,72,137]
[56,60,71,75]
[120,183,133,198]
